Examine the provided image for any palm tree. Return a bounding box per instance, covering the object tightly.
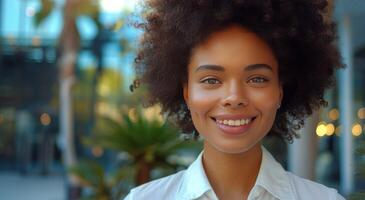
[57,1,82,198]
[89,107,202,185]
[34,0,100,198]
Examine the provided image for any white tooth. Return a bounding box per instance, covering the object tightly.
[240,119,245,125]
[234,120,240,126]
[246,119,250,124]
[217,119,222,124]
[228,120,234,126]
[223,120,228,125]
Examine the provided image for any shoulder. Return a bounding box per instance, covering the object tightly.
[123,170,186,200]
[286,172,345,200]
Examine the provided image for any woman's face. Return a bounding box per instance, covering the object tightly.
[183,25,282,154]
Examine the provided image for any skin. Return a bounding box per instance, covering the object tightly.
[183,25,283,200]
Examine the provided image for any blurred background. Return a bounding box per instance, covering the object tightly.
[0,0,364,199]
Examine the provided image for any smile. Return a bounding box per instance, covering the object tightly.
[216,118,252,126]
[211,115,256,135]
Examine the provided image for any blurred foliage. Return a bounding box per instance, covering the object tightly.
[72,67,126,122]
[34,0,101,29]
[96,69,125,103]
[349,140,365,200]
[69,160,132,200]
[33,1,199,199]
[34,0,55,27]
[46,67,128,124]
[87,107,202,185]
[69,106,202,199]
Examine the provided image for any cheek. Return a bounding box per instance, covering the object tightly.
[189,87,216,114]
[248,87,280,111]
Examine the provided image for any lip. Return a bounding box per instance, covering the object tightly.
[211,114,256,136]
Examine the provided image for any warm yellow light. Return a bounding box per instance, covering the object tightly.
[316,124,327,137]
[40,113,51,126]
[358,108,365,119]
[326,123,335,136]
[128,108,138,122]
[328,108,339,121]
[143,105,164,124]
[32,36,41,46]
[92,146,104,157]
[335,125,341,136]
[97,102,108,115]
[98,84,111,97]
[352,123,362,136]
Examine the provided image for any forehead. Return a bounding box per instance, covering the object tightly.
[189,25,278,71]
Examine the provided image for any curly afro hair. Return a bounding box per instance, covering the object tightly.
[133,0,342,143]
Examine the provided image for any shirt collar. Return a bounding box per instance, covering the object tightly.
[177,151,216,200]
[255,146,296,200]
[177,146,296,200]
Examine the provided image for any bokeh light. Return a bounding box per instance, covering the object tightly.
[99,0,139,13]
[335,125,341,136]
[143,105,164,123]
[316,122,327,137]
[26,6,36,17]
[92,146,104,157]
[32,36,41,46]
[40,113,51,126]
[328,108,339,121]
[352,123,362,136]
[326,123,335,136]
[358,107,365,119]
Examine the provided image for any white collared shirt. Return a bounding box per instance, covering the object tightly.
[124,146,345,200]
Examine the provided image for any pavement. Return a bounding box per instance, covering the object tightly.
[0,171,65,200]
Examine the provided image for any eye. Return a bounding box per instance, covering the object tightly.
[201,78,221,85]
[248,77,268,83]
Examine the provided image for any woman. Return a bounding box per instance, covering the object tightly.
[125,0,344,199]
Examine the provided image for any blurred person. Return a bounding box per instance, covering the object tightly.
[15,110,35,174]
[125,0,344,199]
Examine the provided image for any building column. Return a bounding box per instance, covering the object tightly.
[338,14,354,196]
[288,111,319,180]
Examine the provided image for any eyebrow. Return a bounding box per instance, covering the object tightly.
[194,63,273,72]
[244,64,273,72]
[195,64,224,72]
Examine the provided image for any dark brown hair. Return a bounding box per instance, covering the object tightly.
[133,0,342,142]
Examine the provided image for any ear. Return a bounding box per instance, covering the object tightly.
[183,83,189,106]
[279,85,283,104]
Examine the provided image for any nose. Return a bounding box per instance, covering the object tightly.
[221,81,248,108]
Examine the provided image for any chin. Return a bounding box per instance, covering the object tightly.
[209,141,260,155]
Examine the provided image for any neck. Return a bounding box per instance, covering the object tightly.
[202,143,262,200]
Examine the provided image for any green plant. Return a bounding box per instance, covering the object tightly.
[70,106,201,199]
[69,160,133,200]
[88,107,202,185]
